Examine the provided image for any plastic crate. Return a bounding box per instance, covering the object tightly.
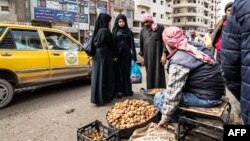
[77,120,120,141]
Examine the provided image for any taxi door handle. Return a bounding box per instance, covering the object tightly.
[52,52,60,56]
[1,52,12,56]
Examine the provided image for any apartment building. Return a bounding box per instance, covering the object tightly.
[0,0,17,22]
[0,0,32,25]
[172,0,221,33]
[110,0,134,29]
[89,0,108,31]
[132,0,172,38]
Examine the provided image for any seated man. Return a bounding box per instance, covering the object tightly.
[155,26,225,128]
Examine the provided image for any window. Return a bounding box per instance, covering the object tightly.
[1,6,9,12]
[62,3,67,11]
[161,1,164,5]
[141,11,145,14]
[193,19,196,22]
[153,0,156,3]
[0,31,15,49]
[153,12,156,17]
[161,14,164,19]
[90,14,96,26]
[126,10,132,18]
[168,17,171,20]
[133,21,140,27]
[44,32,79,51]
[59,3,67,11]
[0,27,4,36]
[177,19,180,22]
[141,22,144,27]
[37,0,46,7]
[12,29,42,50]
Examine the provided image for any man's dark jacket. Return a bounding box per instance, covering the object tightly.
[221,0,250,124]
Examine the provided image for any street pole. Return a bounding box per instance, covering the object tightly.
[107,0,111,15]
[215,0,217,27]
[77,0,81,43]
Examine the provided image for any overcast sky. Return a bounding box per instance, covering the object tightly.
[219,0,234,15]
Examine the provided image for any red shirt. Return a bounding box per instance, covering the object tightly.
[214,20,227,54]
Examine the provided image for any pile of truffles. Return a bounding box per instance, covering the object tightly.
[107,99,158,129]
[84,130,106,140]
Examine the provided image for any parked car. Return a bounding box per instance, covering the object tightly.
[0,24,92,108]
[134,38,142,64]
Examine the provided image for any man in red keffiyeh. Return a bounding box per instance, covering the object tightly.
[154,26,225,129]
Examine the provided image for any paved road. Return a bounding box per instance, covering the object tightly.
[0,67,241,141]
[0,69,147,141]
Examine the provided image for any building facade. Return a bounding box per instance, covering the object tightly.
[132,0,172,38]
[30,0,90,42]
[172,0,221,33]
[0,0,17,22]
[89,0,108,31]
[110,0,134,30]
[0,0,32,25]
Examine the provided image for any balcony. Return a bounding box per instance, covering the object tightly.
[158,19,172,26]
[136,0,151,8]
[112,0,134,10]
[172,3,197,8]
[172,13,198,17]
[173,22,208,28]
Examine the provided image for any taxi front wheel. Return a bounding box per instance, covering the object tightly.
[0,79,14,108]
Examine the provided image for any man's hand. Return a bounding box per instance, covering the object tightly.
[141,57,145,66]
[155,120,169,129]
[161,55,167,65]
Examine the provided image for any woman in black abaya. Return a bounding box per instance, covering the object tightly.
[112,14,137,97]
[91,13,115,105]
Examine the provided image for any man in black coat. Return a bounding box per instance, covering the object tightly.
[221,0,250,124]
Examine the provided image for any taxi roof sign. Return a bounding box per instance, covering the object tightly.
[0,21,31,26]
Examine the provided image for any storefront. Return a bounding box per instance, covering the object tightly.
[30,0,89,43]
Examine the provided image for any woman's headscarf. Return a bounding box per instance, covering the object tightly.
[141,13,158,31]
[112,14,130,37]
[162,26,214,64]
[93,13,112,36]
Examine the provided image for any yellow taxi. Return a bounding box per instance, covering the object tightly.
[0,24,92,108]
